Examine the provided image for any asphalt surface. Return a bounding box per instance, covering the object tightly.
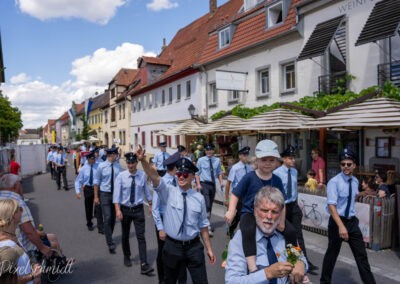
[22,166,400,284]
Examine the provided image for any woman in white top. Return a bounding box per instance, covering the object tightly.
[0,199,41,283]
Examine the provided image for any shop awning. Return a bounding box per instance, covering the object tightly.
[232,108,316,133]
[355,0,400,46]
[197,115,246,134]
[297,15,345,61]
[304,97,400,129]
[157,119,206,136]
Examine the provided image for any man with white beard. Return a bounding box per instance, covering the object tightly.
[225,186,307,284]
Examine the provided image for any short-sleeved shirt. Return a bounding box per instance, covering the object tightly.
[154,179,209,241]
[312,156,326,183]
[326,172,359,217]
[9,161,21,175]
[0,191,36,252]
[227,161,254,190]
[74,162,99,194]
[154,151,170,171]
[232,171,285,214]
[273,165,298,203]
[196,156,223,182]
[94,160,121,193]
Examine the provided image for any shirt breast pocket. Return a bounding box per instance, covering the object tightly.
[338,187,349,198]
[187,202,201,226]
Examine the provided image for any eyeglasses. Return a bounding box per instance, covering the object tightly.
[340,162,353,167]
[176,172,189,179]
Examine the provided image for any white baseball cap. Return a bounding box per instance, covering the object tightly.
[255,140,281,158]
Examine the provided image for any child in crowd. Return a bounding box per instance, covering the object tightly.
[305,169,318,192]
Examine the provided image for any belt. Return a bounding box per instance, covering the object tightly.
[166,235,200,246]
[84,185,94,189]
[339,216,356,221]
[121,204,143,211]
[201,181,215,186]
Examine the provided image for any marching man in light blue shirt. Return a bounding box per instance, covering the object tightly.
[47,145,57,180]
[153,141,170,177]
[137,145,215,284]
[94,147,121,254]
[74,150,103,233]
[55,146,69,190]
[113,152,154,275]
[225,186,306,284]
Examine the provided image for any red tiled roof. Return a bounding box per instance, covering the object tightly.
[199,0,301,64]
[140,56,171,66]
[109,68,138,86]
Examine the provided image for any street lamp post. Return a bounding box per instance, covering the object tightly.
[187,104,207,123]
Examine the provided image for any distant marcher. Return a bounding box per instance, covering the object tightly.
[305,169,318,192]
[311,148,326,188]
[153,142,170,177]
[320,148,376,284]
[375,171,390,198]
[47,146,57,180]
[55,146,69,191]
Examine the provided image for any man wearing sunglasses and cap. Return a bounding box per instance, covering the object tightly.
[74,151,104,233]
[136,145,215,284]
[113,152,154,274]
[320,148,375,284]
[153,142,170,177]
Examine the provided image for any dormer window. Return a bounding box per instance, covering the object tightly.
[219,26,232,49]
[267,1,284,29]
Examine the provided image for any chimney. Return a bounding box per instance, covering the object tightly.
[210,0,217,14]
[162,38,167,50]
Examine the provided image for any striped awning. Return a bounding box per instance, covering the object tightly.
[196,115,247,134]
[157,119,206,136]
[304,97,400,129]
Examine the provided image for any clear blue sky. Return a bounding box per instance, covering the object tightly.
[0,0,228,128]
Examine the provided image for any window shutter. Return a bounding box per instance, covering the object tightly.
[156,134,160,146]
[167,136,172,147]
[151,131,154,146]
[176,135,180,146]
[141,131,146,146]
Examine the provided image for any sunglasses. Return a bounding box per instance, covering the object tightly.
[176,171,190,179]
[340,162,353,167]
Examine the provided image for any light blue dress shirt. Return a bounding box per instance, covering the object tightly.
[113,169,152,206]
[225,229,308,284]
[55,152,68,166]
[153,151,170,170]
[154,179,209,241]
[326,172,359,217]
[196,156,222,182]
[228,161,254,189]
[47,151,56,162]
[74,162,98,194]
[94,160,121,193]
[152,173,177,231]
[273,165,298,204]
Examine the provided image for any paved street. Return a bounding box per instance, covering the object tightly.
[21,167,400,284]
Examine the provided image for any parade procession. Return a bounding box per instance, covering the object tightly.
[1,0,400,283]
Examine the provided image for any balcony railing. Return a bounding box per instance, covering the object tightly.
[318,71,347,94]
[378,60,400,88]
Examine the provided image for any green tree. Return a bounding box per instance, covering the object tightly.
[0,91,23,144]
[80,114,90,140]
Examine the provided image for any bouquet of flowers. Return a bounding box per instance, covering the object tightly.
[284,244,303,265]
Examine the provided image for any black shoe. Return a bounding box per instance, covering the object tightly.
[109,244,116,254]
[98,229,104,234]
[64,187,69,191]
[124,256,132,267]
[140,263,154,274]
[308,261,319,271]
[87,225,94,231]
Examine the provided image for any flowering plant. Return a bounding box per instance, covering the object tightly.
[284,244,303,265]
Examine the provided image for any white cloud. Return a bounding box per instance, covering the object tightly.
[10,73,31,84]
[16,0,127,24]
[147,0,178,11]
[0,43,156,129]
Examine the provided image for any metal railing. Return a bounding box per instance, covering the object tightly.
[378,60,400,88]
[318,71,347,94]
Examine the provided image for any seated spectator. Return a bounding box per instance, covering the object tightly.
[375,171,391,198]
[305,169,318,192]
[357,177,377,199]
[0,245,21,283]
[0,199,42,283]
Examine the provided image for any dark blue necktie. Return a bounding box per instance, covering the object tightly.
[163,152,166,170]
[130,175,135,204]
[60,154,64,165]
[172,177,177,187]
[110,164,114,194]
[89,165,93,186]
[244,164,248,174]
[178,192,187,235]
[265,236,278,284]
[345,178,352,218]
[287,168,292,200]
[209,158,215,184]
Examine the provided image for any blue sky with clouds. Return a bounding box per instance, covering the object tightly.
[0,0,228,128]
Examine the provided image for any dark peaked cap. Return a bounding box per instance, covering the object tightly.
[163,152,180,166]
[177,145,186,153]
[281,145,296,157]
[124,152,137,163]
[204,143,215,150]
[176,158,198,174]
[238,146,250,155]
[159,142,167,147]
[106,147,119,154]
[85,151,96,159]
[339,148,357,163]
